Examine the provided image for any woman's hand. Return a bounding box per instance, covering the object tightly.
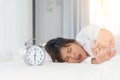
[97,29,115,48]
[91,41,116,64]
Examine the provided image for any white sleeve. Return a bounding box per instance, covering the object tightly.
[81,56,93,64]
[76,24,102,57]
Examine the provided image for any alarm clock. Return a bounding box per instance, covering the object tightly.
[24,39,45,66]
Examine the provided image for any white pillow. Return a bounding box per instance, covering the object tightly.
[42,43,52,62]
[0,54,14,62]
[0,50,16,62]
[44,50,52,62]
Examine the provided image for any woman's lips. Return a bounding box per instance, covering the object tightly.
[77,54,83,61]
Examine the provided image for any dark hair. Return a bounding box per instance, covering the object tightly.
[44,37,76,62]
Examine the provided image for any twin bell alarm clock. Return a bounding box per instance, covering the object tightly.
[24,39,45,66]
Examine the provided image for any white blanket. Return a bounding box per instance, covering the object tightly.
[1,55,120,80]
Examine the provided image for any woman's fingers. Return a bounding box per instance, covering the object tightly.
[110,37,115,48]
[93,40,101,50]
[108,50,116,60]
[105,46,111,56]
[93,40,98,49]
[104,37,114,49]
[91,47,97,57]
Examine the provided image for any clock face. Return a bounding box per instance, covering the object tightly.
[25,45,45,66]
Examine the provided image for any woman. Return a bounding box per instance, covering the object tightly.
[45,25,116,64]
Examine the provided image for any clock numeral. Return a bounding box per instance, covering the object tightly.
[40,57,43,60]
[34,48,36,51]
[27,51,31,55]
[27,58,30,61]
[27,55,29,57]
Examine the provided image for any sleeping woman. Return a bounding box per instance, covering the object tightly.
[44,25,118,64]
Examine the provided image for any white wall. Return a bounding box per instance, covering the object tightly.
[0,0,32,61]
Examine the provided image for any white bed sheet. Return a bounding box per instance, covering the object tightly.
[1,35,120,80]
[0,55,120,80]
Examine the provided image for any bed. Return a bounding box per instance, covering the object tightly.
[1,34,120,80]
[1,54,120,80]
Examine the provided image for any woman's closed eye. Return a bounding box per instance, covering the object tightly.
[67,47,71,53]
[65,47,72,62]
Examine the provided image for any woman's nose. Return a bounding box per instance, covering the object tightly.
[69,54,76,59]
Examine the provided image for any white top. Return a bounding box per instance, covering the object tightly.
[76,25,102,57]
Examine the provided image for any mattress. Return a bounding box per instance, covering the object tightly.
[1,55,120,80]
[1,35,120,80]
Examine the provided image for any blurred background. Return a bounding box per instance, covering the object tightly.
[0,0,120,62]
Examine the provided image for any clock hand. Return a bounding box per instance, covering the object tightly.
[34,52,36,64]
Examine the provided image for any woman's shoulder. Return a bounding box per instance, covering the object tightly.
[76,24,102,37]
[81,24,102,31]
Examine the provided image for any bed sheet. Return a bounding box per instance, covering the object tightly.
[0,55,120,80]
[0,35,120,80]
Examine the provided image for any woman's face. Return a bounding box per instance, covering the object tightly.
[60,43,88,63]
